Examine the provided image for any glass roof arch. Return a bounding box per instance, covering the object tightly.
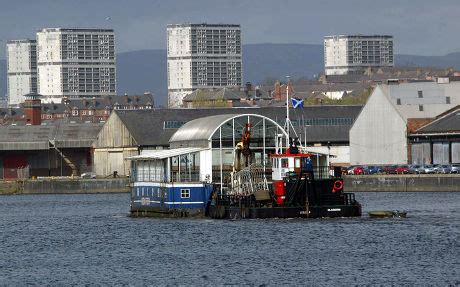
[169,113,288,149]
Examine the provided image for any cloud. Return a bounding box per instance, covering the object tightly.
[0,0,458,58]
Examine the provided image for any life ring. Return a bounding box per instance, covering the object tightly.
[333,180,343,192]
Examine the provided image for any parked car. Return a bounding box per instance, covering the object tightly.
[81,172,97,179]
[395,165,409,174]
[438,165,452,174]
[347,166,355,175]
[450,164,460,174]
[408,164,422,174]
[340,166,349,175]
[431,164,443,174]
[383,165,398,174]
[365,165,383,174]
[420,165,436,174]
[351,166,365,175]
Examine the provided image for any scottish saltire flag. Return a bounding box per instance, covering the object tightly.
[291,97,304,108]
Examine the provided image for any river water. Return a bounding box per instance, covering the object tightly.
[0,192,458,285]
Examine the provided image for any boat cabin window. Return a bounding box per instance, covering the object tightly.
[171,153,201,182]
[180,189,190,199]
[295,158,301,168]
[136,159,166,182]
[281,158,289,168]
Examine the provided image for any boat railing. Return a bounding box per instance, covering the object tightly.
[311,166,341,180]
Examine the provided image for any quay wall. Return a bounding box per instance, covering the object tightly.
[2,176,459,195]
[0,178,129,195]
[344,174,460,192]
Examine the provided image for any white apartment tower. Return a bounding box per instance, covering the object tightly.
[36,28,116,103]
[324,35,393,76]
[6,39,37,106]
[167,23,242,107]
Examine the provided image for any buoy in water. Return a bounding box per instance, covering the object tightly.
[368,210,407,218]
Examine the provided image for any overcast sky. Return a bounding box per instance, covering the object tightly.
[1,0,459,58]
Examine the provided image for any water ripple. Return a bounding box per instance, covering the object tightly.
[0,192,458,285]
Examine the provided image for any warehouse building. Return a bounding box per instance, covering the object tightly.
[409,105,460,164]
[93,106,362,177]
[0,123,102,179]
[350,80,460,165]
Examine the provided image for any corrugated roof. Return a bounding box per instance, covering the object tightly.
[112,106,362,147]
[127,147,208,160]
[183,88,244,102]
[0,123,103,150]
[304,125,350,143]
[414,106,460,133]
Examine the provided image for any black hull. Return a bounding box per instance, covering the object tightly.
[208,204,362,219]
[130,207,206,218]
[130,174,363,220]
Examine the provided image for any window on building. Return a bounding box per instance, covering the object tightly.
[419,105,424,111]
[180,189,190,199]
[396,98,401,105]
[164,120,187,129]
[418,91,423,98]
[446,97,451,104]
[304,117,353,126]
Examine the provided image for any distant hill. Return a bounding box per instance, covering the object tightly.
[242,43,324,82]
[395,52,460,69]
[1,44,460,105]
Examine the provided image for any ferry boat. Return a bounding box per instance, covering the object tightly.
[208,140,362,219]
[128,113,361,219]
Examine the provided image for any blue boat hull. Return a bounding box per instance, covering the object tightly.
[130,182,213,217]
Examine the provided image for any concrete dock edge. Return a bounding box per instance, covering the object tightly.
[344,174,460,192]
[0,178,129,195]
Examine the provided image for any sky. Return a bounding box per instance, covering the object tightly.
[0,0,459,58]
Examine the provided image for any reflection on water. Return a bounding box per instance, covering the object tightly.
[0,192,458,285]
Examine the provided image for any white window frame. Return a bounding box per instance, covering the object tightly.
[180,189,190,199]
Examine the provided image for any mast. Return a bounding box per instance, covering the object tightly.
[285,76,290,148]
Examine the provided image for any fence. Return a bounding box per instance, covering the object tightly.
[1,166,30,180]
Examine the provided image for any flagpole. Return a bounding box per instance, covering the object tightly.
[285,76,290,148]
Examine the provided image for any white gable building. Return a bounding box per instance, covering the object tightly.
[350,80,460,165]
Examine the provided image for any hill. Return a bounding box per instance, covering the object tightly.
[395,52,460,69]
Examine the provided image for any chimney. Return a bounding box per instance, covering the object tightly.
[245,82,252,98]
[24,93,42,125]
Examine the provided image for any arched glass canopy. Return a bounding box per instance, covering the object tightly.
[170,114,289,183]
[170,113,287,149]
